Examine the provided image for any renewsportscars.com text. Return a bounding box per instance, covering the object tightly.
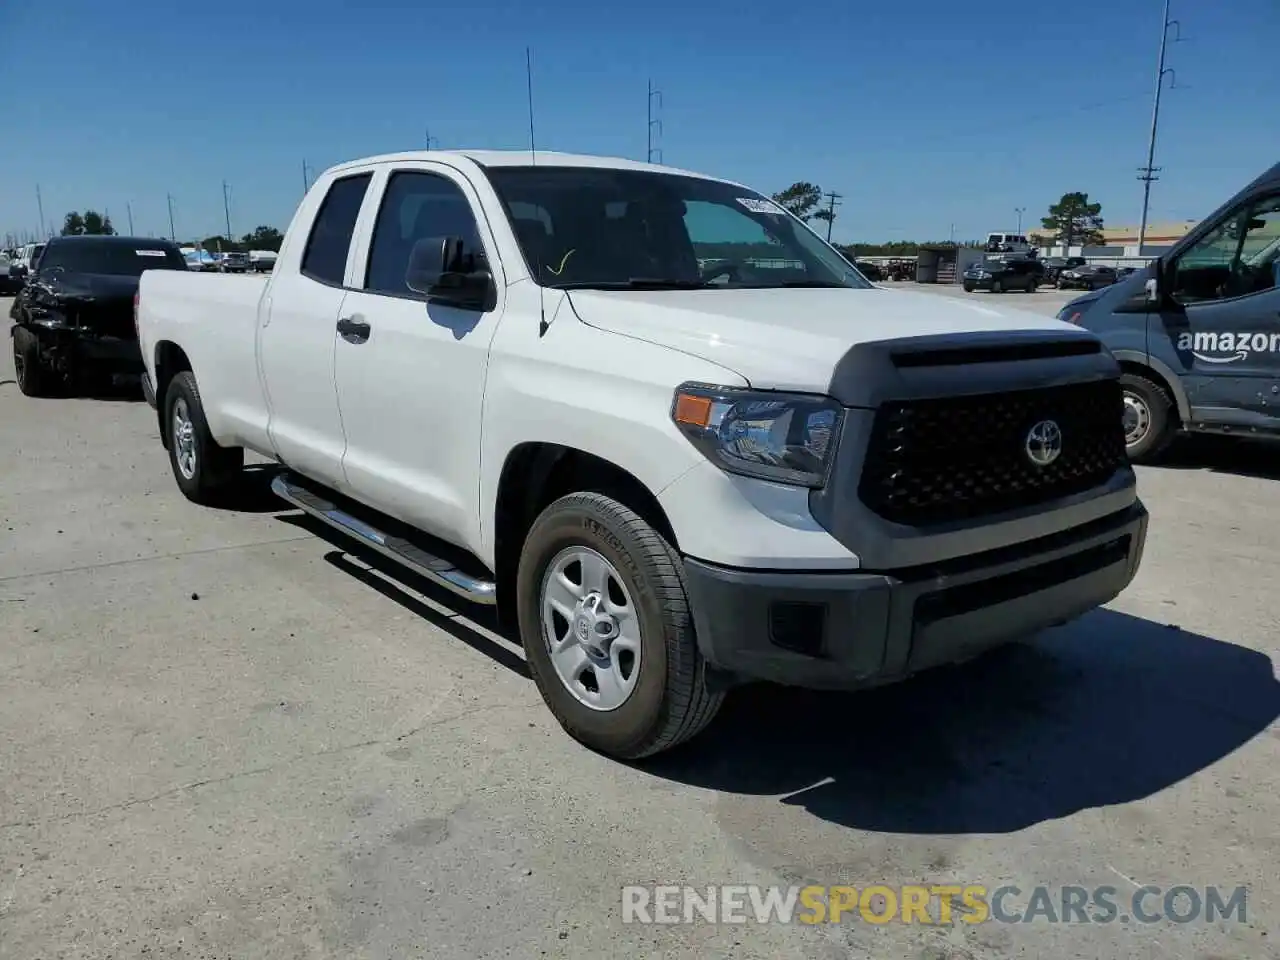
[621,884,1248,926]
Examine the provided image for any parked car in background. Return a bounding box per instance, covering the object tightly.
[854,259,883,281]
[1040,256,1087,284]
[1058,264,1117,290]
[9,236,188,396]
[218,252,250,273]
[135,148,1147,760]
[984,232,1034,255]
[1116,266,1139,279]
[0,250,15,294]
[962,256,1040,293]
[247,250,277,272]
[8,241,46,288]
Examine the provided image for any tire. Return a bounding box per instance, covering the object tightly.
[163,370,244,504]
[962,283,975,292]
[12,327,54,397]
[517,492,724,760]
[991,279,1003,293]
[1119,372,1177,463]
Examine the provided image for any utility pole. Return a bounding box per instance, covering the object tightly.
[302,159,312,195]
[821,191,843,243]
[167,194,176,242]
[1137,0,1180,256]
[127,202,135,236]
[646,80,663,163]
[36,184,46,238]
[1015,207,1026,233]
[425,128,440,150]
[222,180,233,243]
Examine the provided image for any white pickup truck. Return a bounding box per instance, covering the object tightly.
[136,150,1148,759]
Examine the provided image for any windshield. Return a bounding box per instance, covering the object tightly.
[482,166,872,290]
[40,241,187,276]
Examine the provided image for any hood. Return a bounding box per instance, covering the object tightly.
[1060,267,1153,325]
[567,286,1086,392]
[43,272,140,305]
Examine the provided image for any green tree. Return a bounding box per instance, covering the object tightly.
[77,210,116,235]
[61,212,86,236]
[772,182,823,222]
[240,225,284,252]
[201,235,239,253]
[1041,193,1104,248]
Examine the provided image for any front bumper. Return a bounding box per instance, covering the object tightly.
[682,501,1147,690]
[24,323,143,373]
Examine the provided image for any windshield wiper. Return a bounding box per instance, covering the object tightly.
[551,278,711,291]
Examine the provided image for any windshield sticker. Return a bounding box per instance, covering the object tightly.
[736,197,788,217]
[136,249,168,257]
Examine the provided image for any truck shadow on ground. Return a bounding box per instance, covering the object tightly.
[1155,435,1280,481]
[273,511,529,678]
[644,611,1280,834]
[266,505,1279,835]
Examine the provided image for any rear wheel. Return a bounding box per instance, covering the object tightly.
[991,279,1003,293]
[164,371,244,504]
[1120,372,1177,463]
[517,492,724,759]
[962,282,975,292]
[12,327,54,397]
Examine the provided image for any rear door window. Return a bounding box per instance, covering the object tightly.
[301,174,373,286]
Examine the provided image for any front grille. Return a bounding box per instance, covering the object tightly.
[71,303,135,339]
[858,379,1127,526]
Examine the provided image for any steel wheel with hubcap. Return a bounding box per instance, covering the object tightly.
[517,491,723,759]
[1122,391,1151,449]
[173,396,198,480]
[1118,371,1176,463]
[164,370,244,504]
[540,545,641,711]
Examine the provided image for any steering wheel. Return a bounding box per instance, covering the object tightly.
[700,260,761,285]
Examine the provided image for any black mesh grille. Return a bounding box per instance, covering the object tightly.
[858,379,1127,526]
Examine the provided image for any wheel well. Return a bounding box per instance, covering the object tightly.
[492,443,677,632]
[1117,360,1182,423]
[154,341,192,448]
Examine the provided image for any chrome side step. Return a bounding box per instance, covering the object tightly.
[271,472,497,605]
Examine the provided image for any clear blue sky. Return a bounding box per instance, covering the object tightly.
[1,0,1276,246]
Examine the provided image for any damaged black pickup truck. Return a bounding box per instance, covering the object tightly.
[9,236,188,397]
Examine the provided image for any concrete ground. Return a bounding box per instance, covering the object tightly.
[2,291,1278,960]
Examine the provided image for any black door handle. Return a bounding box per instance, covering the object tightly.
[336,315,371,342]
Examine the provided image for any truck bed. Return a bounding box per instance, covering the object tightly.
[138,270,271,450]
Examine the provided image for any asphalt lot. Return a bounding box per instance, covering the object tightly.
[2,289,1278,960]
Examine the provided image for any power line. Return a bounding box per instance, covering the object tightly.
[647,80,663,164]
[821,191,843,243]
[222,180,233,244]
[1137,0,1182,254]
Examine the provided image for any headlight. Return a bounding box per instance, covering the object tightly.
[671,383,842,487]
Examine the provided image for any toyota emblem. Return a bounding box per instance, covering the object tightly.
[1025,420,1063,467]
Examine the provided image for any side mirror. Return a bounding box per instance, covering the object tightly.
[405,236,492,309]
[1144,276,1159,303]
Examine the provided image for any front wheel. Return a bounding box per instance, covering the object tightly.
[12,327,54,397]
[991,279,1003,293]
[164,370,244,504]
[1120,372,1177,463]
[517,492,724,759]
